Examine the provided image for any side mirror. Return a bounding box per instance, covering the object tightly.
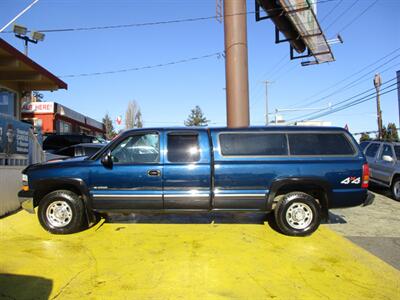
[101,152,113,168]
[382,155,394,163]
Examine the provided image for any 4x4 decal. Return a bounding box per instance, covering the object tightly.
[341,177,361,185]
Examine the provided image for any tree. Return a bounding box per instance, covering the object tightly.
[125,100,143,129]
[184,105,209,127]
[102,113,116,140]
[382,122,399,142]
[359,133,370,143]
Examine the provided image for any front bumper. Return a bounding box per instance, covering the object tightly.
[18,190,35,214]
[362,191,375,207]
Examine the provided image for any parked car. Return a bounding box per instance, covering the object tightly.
[49,143,105,160]
[363,140,400,200]
[43,133,104,153]
[18,126,373,236]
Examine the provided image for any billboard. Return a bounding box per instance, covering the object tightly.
[0,115,30,156]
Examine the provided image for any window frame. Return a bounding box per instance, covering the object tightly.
[217,131,357,158]
[166,131,201,164]
[378,143,395,161]
[109,131,161,165]
[286,132,357,157]
[365,142,381,159]
[217,131,289,158]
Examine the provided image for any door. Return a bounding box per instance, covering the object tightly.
[90,132,163,210]
[163,130,211,209]
[364,142,381,181]
[374,143,396,185]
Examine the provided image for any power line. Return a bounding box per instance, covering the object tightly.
[324,0,360,31]
[294,80,398,121]
[336,0,379,33]
[287,77,398,121]
[0,0,339,34]
[294,54,400,108]
[305,87,397,121]
[291,47,400,108]
[58,51,223,78]
[319,0,344,24]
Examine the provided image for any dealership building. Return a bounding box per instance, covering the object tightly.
[21,101,105,136]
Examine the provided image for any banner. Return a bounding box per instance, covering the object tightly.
[0,115,30,156]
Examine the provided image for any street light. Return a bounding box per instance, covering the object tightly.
[13,24,45,56]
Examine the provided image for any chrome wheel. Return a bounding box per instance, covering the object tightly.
[46,201,73,228]
[393,181,400,198]
[285,202,313,230]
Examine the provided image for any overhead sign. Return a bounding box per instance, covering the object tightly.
[0,115,30,156]
[21,102,55,113]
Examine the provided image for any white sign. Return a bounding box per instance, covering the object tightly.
[21,102,55,113]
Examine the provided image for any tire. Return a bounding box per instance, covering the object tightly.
[391,178,400,201]
[38,190,86,234]
[274,192,321,236]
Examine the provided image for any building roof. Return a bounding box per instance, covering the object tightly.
[0,38,67,91]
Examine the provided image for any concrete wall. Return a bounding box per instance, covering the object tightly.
[0,167,23,216]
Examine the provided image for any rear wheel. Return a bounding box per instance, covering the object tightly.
[38,190,86,234]
[391,178,400,201]
[274,192,321,236]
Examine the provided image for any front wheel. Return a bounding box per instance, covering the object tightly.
[38,190,86,234]
[274,192,321,236]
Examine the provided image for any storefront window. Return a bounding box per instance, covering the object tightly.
[0,89,16,117]
[59,120,72,133]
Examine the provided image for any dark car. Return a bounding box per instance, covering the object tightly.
[53,143,105,158]
[19,126,373,236]
[43,134,105,153]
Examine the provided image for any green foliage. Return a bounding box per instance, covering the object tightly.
[359,133,371,143]
[184,106,209,127]
[102,113,116,140]
[381,122,399,142]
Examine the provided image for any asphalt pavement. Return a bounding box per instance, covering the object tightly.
[328,186,400,270]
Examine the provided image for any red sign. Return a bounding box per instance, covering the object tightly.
[116,116,122,125]
[21,102,54,113]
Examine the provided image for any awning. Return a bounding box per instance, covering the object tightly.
[0,38,67,91]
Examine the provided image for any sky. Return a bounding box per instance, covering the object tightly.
[0,0,399,136]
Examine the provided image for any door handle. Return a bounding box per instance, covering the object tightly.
[147,169,161,177]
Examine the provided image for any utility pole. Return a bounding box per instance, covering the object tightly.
[224,0,250,128]
[262,80,273,125]
[374,73,383,139]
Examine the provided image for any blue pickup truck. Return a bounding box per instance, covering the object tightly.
[18,126,373,236]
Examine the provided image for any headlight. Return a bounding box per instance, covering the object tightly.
[22,174,29,191]
[22,174,28,185]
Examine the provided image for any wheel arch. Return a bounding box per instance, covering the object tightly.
[267,177,331,219]
[32,178,95,225]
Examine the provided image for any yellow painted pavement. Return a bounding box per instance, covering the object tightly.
[0,211,399,299]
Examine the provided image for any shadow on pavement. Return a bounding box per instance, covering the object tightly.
[368,184,397,200]
[105,212,268,225]
[325,211,348,224]
[0,274,52,300]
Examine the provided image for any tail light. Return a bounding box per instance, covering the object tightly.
[361,163,369,188]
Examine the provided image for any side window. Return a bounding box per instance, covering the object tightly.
[219,133,288,156]
[111,133,159,163]
[365,143,380,158]
[359,142,370,151]
[379,144,394,160]
[55,146,75,157]
[394,146,400,160]
[167,134,200,163]
[288,133,355,156]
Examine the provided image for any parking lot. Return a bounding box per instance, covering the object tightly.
[1,191,399,300]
